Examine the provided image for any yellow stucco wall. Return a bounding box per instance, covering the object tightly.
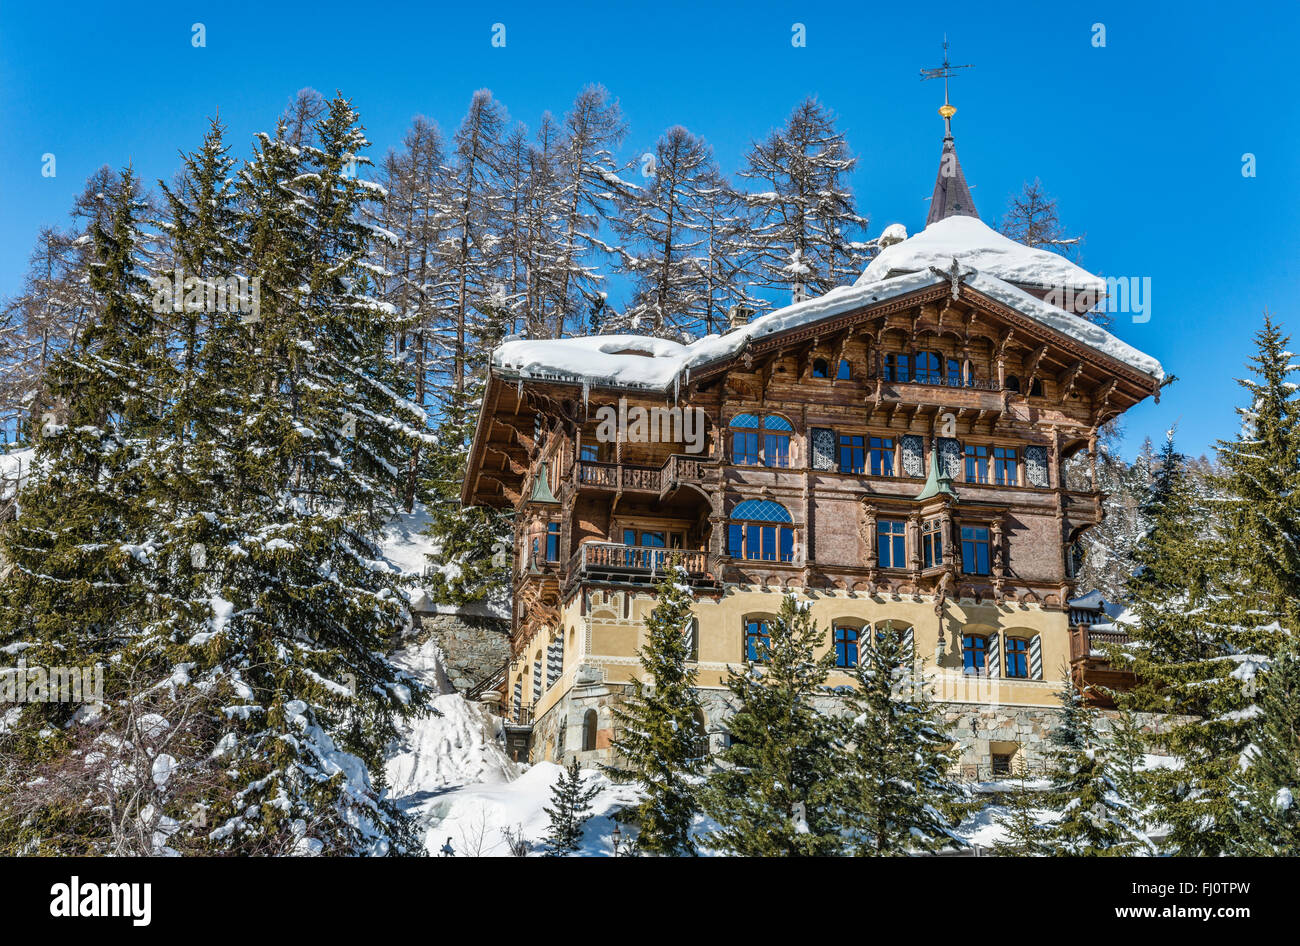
[511,586,1070,721]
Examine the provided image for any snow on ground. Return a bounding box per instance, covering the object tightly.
[378,503,436,578]
[0,447,36,501]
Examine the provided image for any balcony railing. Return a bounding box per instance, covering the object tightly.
[1069,624,1131,662]
[572,453,711,495]
[565,541,709,586]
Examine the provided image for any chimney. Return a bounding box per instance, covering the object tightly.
[727,304,753,332]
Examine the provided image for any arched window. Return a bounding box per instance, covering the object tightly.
[1005,374,1021,393]
[1029,378,1043,397]
[745,618,772,662]
[582,709,598,751]
[833,625,859,667]
[884,352,911,382]
[1005,637,1030,678]
[963,634,988,676]
[812,358,830,378]
[915,351,942,384]
[837,359,852,380]
[730,413,792,468]
[728,500,795,562]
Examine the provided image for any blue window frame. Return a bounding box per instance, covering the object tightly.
[839,434,865,474]
[963,634,987,675]
[545,522,560,562]
[732,414,791,468]
[812,358,829,378]
[580,443,599,462]
[961,525,991,575]
[884,353,910,382]
[869,437,894,476]
[729,500,795,562]
[946,358,964,387]
[837,359,851,380]
[745,619,771,662]
[1005,637,1029,678]
[877,519,906,569]
[994,447,1018,486]
[833,626,859,667]
[915,351,942,383]
[922,518,943,568]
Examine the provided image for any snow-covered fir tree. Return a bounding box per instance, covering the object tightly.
[1043,677,1152,855]
[1229,639,1300,854]
[702,594,840,855]
[830,622,968,854]
[608,562,705,856]
[543,758,600,855]
[992,768,1053,856]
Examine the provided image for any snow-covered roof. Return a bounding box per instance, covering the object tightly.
[493,223,1164,390]
[857,215,1106,293]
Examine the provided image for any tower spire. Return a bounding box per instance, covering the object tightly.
[921,38,979,227]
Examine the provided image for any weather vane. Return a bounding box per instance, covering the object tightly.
[920,37,973,132]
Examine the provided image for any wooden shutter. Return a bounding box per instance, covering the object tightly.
[1029,634,1043,680]
[985,633,1001,678]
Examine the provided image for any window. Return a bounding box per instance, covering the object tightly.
[964,444,989,484]
[1005,637,1029,679]
[963,634,987,676]
[961,525,991,575]
[545,521,560,562]
[580,442,600,462]
[727,499,795,563]
[884,352,910,382]
[837,359,851,380]
[623,528,670,569]
[991,752,1013,777]
[731,414,792,468]
[1006,375,1021,393]
[839,434,865,474]
[582,709,598,751]
[915,351,942,383]
[833,626,859,667]
[877,519,906,569]
[869,437,894,476]
[946,357,965,387]
[812,358,829,378]
[1029,378,1043,397]
[993,447,1019,486]
[745,619,772,662]
[731,413,760,466]
[922,518,943,568]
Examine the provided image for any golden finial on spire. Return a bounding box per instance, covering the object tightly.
[921,37,973,136]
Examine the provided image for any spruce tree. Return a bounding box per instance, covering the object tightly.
[702,594,839,855]
[543,758,600,855]
[608,562,705,856]
[1228,640,1300,854]
[832,623,967,854]
[992,769,1052,856]
[1043,677,1151,855]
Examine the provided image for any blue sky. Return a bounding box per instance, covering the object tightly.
[2,0,1296,460]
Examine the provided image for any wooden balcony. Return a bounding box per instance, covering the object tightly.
[1069,624,1136,708]
[570,453,712,498]
[563,541,712,591]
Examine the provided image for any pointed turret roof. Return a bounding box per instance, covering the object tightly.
[926,128,978,226]
[917,442,957,501]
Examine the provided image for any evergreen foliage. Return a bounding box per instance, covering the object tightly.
[608,562,705,856]
[543,758,599,855]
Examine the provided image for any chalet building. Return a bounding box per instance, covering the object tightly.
[461,105,1165,775]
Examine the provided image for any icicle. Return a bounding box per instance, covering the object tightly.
[581,378,590,409]
[516,377,523,399]
[673,372,680,404]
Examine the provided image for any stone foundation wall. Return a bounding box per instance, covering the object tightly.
[528,666,1177,772]
[414,610,510,692]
